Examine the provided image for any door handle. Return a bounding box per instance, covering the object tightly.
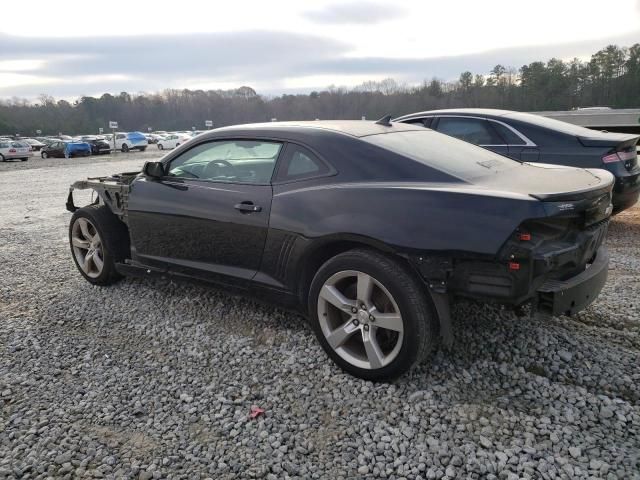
[234,201,262,213]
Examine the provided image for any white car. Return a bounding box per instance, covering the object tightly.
[113,132,148,152]
[157,134,191,150]
[0,140,32,161]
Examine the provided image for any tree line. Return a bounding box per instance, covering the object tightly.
[1,43,638,136]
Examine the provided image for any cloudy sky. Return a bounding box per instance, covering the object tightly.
[1,0,639,100]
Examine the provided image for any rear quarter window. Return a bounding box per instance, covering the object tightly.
[274,144,330,182]
[489,121,526,145]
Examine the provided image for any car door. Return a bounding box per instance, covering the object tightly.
[433,116,511,157]
[126,138,283,283]
[51,142,64,157]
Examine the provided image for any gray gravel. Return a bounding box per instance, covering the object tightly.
[1,155,639,479]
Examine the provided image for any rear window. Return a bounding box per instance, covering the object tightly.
[363,130,521,180]
[504,112,599,136]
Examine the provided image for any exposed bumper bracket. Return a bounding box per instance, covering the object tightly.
[535,246,609,318]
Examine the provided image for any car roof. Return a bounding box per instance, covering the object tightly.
[394,108,516,121]
[212,120,424,139]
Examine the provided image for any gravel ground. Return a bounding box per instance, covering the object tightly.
[0,155,639,479]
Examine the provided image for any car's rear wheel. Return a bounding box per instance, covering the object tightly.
[121,143,129,152]
[20,157,28,161]
[158,144,164,150]
[139,147,147,152]
[41,151,48,159]
[309,249,438,381]
[69,205,130,286]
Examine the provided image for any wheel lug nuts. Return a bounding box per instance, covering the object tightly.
[353,319,359,326]
[369,315,375,322]
[364,324,370,331]
[351,307,357,313]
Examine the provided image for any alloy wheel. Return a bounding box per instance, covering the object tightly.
[71,217,105,278]
[317,270,404,369]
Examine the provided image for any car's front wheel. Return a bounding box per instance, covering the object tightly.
[309,249,438,381]
[121,143,129,152]
[158,144,164,150]
[69,205,130,285]
[41,151,48,159]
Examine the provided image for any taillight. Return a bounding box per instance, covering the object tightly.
[602,149,636,163]
[8,148,16,153]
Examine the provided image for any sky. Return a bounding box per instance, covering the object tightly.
[1,0,639,100]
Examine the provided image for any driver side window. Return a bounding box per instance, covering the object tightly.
[168,140,283,184]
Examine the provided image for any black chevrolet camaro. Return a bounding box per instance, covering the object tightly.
[66,121,613,380]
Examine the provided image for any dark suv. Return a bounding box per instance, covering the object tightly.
[394,109,639,213]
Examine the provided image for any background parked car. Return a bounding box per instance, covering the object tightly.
[79,136,112,155]
[157,133,191,150]
[41,141,91,158]
[145,133,165,144]
[113,132,148,152]
[21,138,46,151]
[0,140,31,161]
[394,108,640,213]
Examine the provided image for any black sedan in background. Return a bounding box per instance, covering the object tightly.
[80,136,112,155]
[394,109,639,213]
[66,121,613,380]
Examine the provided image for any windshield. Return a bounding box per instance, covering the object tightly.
[363,130,521,180]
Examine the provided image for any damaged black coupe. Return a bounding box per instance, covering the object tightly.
[66,120,613,380]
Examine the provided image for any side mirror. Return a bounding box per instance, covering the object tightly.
[143,161,165,178]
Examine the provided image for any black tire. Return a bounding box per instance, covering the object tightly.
[308,249,439,381]
[20,157,28,161]
[158,144,164,150]
[139,147,147,152]
[41,151,48,159]
[121,143,129,152]
[0,154,5,162]
[69,205,130,286]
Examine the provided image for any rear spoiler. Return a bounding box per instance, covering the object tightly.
[530,168,614,202]
[578,133,639,149]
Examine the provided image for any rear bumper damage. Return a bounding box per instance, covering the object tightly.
[536,246,608,317]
